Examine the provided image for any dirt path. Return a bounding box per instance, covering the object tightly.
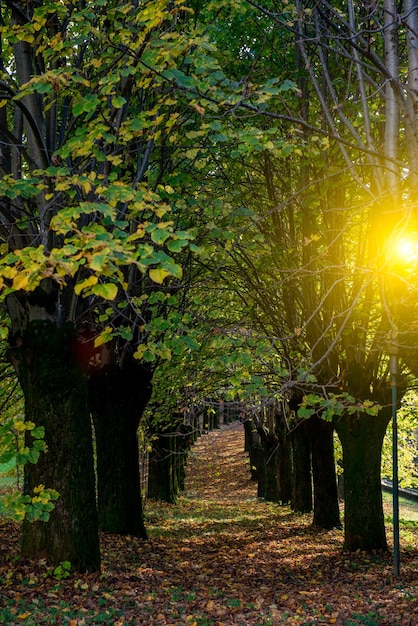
[2,422,418,624]
[185,421,256,502]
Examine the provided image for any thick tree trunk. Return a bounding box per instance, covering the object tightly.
[310,416,341,529]
[90,361,152,537]
[334,409,390,552]
[15,320,100,572]
[290,420,312,513]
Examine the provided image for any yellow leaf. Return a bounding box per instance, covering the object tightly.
[13,420,27,432]
[17,612,32,619]
[81,180,92,194]
[32,18,46,31]
[20,33,35,43]
[49,33,63,48]
[74,275,98,295]
[94,326,113,348]
[12,272,29,291]
[154,206,170,218]
[149,268,170,284]
[133,344,147,360]
[107,155,123,166]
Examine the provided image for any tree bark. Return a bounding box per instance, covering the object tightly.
[290,420,312,513]
[90,360,152,537]
[261,438,280,502]
[277,411,292,505]
[147,419,191,504]
[256,411,292,504]
[148,430,178,504]
[309,416,341,529]
[243,419,260,481]
[334,409,391,552]
[14,318,100,572]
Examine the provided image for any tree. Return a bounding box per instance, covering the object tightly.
[175,0,418,550]
[214,0,418,550]
[1,0,295,566]
[0,333,58,522]
[0,0,239,567]
[89,358,152,536]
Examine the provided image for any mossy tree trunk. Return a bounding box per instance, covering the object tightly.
[334,408,391,551]
[89,360,152,537]
[15,319,100,572]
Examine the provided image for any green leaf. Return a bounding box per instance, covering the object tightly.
[149,268,171,284]
[31,426,45,439]
[151,229,172,245]
[112,96,127,108]
[72,94,101,116]
[91,282,118,300]
[167,239,188,253]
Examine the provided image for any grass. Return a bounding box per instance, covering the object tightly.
[382,490,418,523]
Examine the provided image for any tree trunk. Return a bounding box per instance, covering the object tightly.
[309,416,341,529]
[148,430,178,503]
[290,420,312,513]
[177,424,193,491]
[334,409,391,552]
[243,419,260,481]
[277,414,292,505]
[15,319,100,572]
[147,418,192,504]
[262,440,280,502]
[90,360,152,537]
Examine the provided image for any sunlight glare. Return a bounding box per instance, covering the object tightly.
[393,237,418,265]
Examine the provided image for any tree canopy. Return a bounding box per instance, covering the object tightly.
[1,0,418,565]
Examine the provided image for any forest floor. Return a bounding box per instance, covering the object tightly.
[1,422,418,625]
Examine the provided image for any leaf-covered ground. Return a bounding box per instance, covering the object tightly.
[1,422,418,625]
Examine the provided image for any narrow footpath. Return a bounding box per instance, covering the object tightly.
[184,421,256,502]
[1,423,418,624]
